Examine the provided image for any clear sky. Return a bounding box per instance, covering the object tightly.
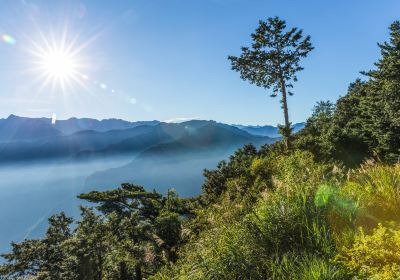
[0,0,399,125]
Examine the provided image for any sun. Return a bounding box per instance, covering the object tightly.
[27,29,92,92]
[32,43,84,91]
[41,49,76,80]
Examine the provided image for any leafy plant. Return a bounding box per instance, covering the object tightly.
[336,224,400,280]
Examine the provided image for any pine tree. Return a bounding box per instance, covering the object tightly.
[78,184,162,280]
[0,212,74,280]
[228,17,313,149]
[78,183,190,280]
[361,21,400,162]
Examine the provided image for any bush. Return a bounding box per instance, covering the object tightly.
[154,151,345,279]
[251,185,335,257]
[267,253,349,280]
[153,219,266,280]
[336,224,400,280]
[340,163,400,231]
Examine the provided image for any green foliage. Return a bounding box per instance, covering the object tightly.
[340,163,400,230]
[250,152,340,258]
[153,151,345,279]
[228,16,313,94]
[296,21,400,165]
[337,224,400,280]
[0,212,73,280]
[202,144,259,204]
[266,253,349,280]
[0,185,192,280]
[154,157,400,280]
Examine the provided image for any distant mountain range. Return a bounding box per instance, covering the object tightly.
[0,115,304,165]
[0,115,304,246]
[0,114,160,142]
[233,122,305,138]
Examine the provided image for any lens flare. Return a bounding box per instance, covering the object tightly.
[51,113,57,125]
[1,34,16,45]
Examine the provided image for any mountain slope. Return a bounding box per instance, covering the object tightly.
[0,115,160,142]
[85,123,274,195]
[138,123,272,159]
[234,122,305,137]
[0,117,278,164]
[0,115,62,142]
[54,117,159,134]
[0,124,159,163]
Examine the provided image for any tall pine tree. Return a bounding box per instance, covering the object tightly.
[229,17,313,149]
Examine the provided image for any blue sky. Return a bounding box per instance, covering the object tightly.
[0,0,399,125]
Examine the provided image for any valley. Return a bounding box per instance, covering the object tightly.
[0,115,292,252]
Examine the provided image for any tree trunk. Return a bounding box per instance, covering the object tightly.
[97,253,103,280]
[119,261,133,280]
[279,77,291,149]
[135,264,142,280]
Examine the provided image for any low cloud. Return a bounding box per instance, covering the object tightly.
[165,116,200,123]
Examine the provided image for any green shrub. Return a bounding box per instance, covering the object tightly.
[251,182,338,259]
[152,220,266,280]
[336,224,400,280]
[340,163,400,230]
[267,253,349,280]
[154,151,345,279]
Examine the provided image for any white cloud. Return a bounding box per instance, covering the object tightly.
[164,116,200,123]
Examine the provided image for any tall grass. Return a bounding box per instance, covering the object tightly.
[340,163,400,230]
[153,157,400,279]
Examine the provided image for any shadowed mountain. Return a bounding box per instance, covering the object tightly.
[138,123,271,159]
[0,115,293,166]
[0,115,62,142]
[234,122,305,137]
[0,125,160,163]
[0,120,274,164]
[54,117,159,134]
[0,115,160,142]
[73,125,181,160]
[0,114,301,143]
[76,120,273,161]
[85,123,274,196]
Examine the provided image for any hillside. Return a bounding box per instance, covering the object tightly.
[0,115,62,142]
[54,118,159,135]
[85,123,274,196]
[0,115,160,141]
[234,122,305,137]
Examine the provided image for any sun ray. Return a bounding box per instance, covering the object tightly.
[22,24,97,94]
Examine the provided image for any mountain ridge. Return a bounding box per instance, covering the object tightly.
[0,118,277,164]
[0,115,304,140]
